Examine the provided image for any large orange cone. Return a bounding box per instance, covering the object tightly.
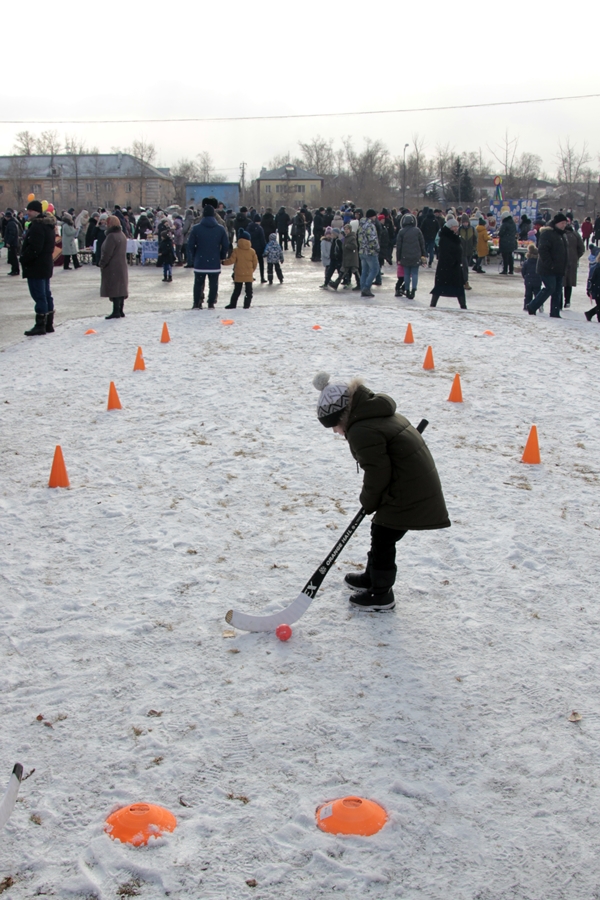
[316,797,387,836]
[448,373,463,402]
[423,346,434,369]
[48,445,70,488]
[104,803,177,846]
[107,381,122,411]
[404,323,414,344]
[133,347,145,371]
[521,425,541,464]
[160,322,170,343]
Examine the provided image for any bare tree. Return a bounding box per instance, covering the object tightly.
[195,151,225,183]
[297,136,335,176]
[8,156,30,207]
[342,138,393,207]
[488,131,520,195]
[433,143,453,199]
[35,130,62,158]
[128,138,157,208]
[64,135,91,209]
[13,131,37,156]
[515,152,542,198]
[405,133,427,199]
[171,157,201,206]
[556,139,591,208]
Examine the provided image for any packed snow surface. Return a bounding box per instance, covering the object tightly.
[1,303,600,899]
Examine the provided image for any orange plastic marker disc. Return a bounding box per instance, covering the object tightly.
[84,329,97,335]
[221,319,234,326]
[312,325,322,330]
[316,796,387,836]
[104,803,177,846]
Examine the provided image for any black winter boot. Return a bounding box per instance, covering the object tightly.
[105,300,120,319]
[349,567,396,611]
[45,310,55,333]
[24,313,47,336]
[119,299,125,317]
[344,569,372,590]
[430,294,439,307]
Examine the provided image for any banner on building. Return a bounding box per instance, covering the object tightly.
[489,199,539,221]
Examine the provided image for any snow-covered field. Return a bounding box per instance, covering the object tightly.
[1,303,600,899]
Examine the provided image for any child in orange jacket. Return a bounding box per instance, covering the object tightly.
[223,229,258,308]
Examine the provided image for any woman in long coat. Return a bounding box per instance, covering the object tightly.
[498,211,518,274]
[100,215,129,319]
[430,218,467,308]
[61,214,81,269]
[563,223,585,307]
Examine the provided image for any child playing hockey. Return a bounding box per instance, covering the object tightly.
[263,233,284,284]
[313,372,450,611]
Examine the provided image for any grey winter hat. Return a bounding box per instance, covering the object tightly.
[313,372,350,429]
[445,217,459,228]
[401,213,416,227]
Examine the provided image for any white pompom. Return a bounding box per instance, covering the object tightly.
[313,371,330,391]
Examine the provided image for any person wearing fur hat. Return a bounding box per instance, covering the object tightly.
[221,229,258,308]
[20,200,58,336]
[520,244,542,311]
[312,372,450,611]
[527,213,569,317]
[430,219,467,309]
[100,215,128,319]
[61,213,81,270]
[187,204,230,309]
[396,213,426,299]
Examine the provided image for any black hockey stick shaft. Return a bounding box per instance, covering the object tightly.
[300,417,429,599]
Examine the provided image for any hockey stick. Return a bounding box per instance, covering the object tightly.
[0,764,23,830]
[225,418,429,632]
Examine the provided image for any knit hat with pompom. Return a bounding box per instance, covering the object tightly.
[313,372,350,428]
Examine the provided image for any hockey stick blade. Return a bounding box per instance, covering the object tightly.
[225,418,429,632]
[0,763,23,830]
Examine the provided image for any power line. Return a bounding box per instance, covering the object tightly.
[1,93,598,126]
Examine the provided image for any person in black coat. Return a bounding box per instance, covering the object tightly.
[430,218,467,309]
[261,208,276,245]
[3,211,21,276]
[527,213,569,317]
[311,207,325,261]
[134,213,152,239]
[275,206,290,249]
[498,212,518,274]
[85,214,98,248]
[420,209,439,266]
[301,204,313,246]
[292,211,306,257]
[234,206,250,236]
[248,214,267,282]
[19,200,57,335]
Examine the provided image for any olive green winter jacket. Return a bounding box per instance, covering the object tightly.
[346,385,451,531]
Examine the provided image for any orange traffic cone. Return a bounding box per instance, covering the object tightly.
[521,425,541,464]
[133,347,145,371]
[107,381,122,411]
[48,445,70,488]
[423,346,434,369]
[404,323,414,344]
[160,322,170,343]
[448,373,463,402]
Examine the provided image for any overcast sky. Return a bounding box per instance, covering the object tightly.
[2,2,598,183]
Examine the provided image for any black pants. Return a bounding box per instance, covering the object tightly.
[305,224,312,245]
[278,230,288,250]
[295,231,305,257]
[501,251,513,274]
[63,254,81,269]
[325,263,342,286]
[229,281,253,308]
[194,272,219,307]
[370,522,406,574]
[564,284,572,305]
[267,262,283,282]
[7,246,19,274]
[311,232,322,261]
[257,255,265,281]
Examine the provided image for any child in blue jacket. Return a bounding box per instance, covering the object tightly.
[263,233,284,284]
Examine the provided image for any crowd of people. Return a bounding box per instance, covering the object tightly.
[3,196,600,336]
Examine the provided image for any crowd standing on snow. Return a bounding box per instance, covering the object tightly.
[3,195,600,336]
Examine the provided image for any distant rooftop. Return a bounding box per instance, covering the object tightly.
[258,164,323,181]
[0,153,171,180]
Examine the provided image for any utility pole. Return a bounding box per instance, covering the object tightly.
[240,161,246,199]
[402,143,409,208]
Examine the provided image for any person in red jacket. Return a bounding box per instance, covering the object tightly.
[581,217,594,250]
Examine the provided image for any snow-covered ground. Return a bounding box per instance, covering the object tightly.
[1,301,600,899]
